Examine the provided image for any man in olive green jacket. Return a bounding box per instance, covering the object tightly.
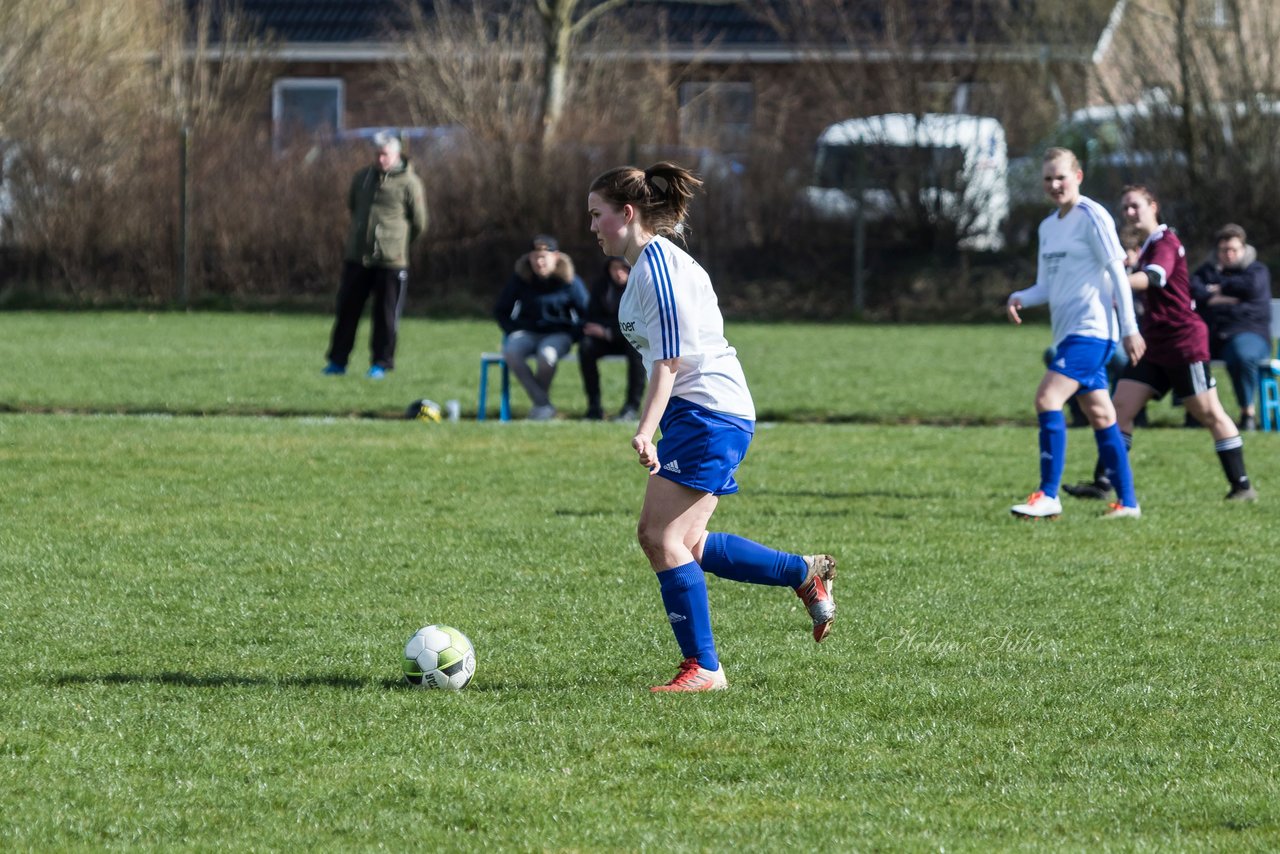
[324,131,428,378]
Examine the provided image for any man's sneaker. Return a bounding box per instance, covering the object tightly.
[1101,502,1141,519]
[1011,491,1062,519]
[650,658,727,693]
[322,362,346,376]
[366,365,387,380]
[614,406,640,422]
[795,554,837,643]
[528,404,557,421]
[1062,479,1112,500]
[1226,485,1259,502]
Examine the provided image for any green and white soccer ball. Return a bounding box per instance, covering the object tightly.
[402,624,476,690]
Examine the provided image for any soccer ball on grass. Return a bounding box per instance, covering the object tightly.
[402,624,476,690]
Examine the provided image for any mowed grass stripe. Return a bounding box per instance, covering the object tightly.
[1,411,1277,849]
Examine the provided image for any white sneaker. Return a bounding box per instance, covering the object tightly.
[1011,491,1062,519]
[1101,502,1141,519]
[650,658,728,692]
[527,404,557,421]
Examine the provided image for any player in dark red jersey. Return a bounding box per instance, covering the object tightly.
[1068,185,1256,502]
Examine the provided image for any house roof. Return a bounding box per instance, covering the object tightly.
[199,0,1123,64]
[203,1,775,46]
[211,0,414,44]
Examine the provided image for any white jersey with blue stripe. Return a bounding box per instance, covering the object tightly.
[618,235,755,420]
[1015,196,1131,347]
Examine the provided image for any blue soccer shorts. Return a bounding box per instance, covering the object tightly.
[655,397,755,496]
[1047,334,1117,393]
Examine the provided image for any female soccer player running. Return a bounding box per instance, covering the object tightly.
[1110,185,1257,501]
[1006,148,1145,520]
[587,162,836,692]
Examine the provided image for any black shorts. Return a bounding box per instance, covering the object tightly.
[1120,359,1216,401]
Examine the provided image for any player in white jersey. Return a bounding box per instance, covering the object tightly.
[621,234,754,419]
[1005,147,1145,520]
[587,162,837,692]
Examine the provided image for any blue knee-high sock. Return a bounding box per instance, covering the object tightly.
[1096,424,1137,507]
[655,562,718,671]
[1038,410,1067,498]
[699,532,807,588]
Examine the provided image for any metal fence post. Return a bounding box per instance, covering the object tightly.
[179,125,190,308]
[852,146,866,315]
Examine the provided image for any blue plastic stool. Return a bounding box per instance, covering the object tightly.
[477,351,511,422]
[1259,369,1279,432]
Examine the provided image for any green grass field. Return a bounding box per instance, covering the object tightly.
[2,312,1278,850]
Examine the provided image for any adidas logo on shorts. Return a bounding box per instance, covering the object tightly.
[662,459,682,473]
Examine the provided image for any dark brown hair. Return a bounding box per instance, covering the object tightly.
[588,161,703,239]
[1121,184,1158,206]
[1120,184,1161,223]
[1215,222,1247,244]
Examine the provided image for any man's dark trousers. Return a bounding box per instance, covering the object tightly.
[326,262,409,370]
[580,334,645,412]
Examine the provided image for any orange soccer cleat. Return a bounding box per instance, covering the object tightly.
[795,554,837,643]
[650,657,728,693]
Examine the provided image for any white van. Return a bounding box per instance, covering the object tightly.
[804,113,1009,251]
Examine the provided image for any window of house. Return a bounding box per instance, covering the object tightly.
[1201,0,1232,28]
[678,82,753,154]
[272,78,344,151]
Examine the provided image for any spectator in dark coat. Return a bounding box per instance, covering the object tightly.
[580,256,645,420]
[492,234,589,420]
[1190,223,1274,430]
[324,130,427,379]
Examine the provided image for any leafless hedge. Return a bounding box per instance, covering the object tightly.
[2,0,1277,321]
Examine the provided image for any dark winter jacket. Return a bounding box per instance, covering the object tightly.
[1189,244,1273,353]
[492,251,589,340]
[585,259,629,344]
[343,158,428,268]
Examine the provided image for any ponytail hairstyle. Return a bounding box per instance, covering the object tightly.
[588,161,703,240]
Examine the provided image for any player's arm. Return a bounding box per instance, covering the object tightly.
[629,265,679,473]
[1127,268,1158,291]
[1083,214,1144,360]
[1127,240,1171,294]
[633,359,678,475]
[1107,258,1145,362]
[1007,281,1048,324]
[1008,232,1049,325]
